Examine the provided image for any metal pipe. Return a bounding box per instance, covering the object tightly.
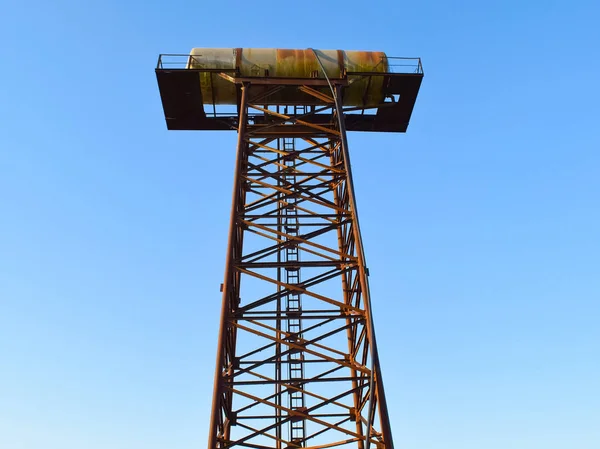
[312,48,383,448]
[333,85,395,449]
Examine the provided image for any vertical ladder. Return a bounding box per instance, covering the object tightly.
[282,136,306,447]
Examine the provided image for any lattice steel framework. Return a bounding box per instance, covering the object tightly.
[209,83,395,449]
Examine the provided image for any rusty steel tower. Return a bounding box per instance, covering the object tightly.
[156,48,423,449]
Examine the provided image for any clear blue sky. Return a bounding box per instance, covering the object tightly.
[1,1,599,448]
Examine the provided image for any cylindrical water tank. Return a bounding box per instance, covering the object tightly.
[188,48,389,106]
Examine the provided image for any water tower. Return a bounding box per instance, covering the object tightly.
[156,48,423,449]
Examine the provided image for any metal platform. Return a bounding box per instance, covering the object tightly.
[155,54,423,133]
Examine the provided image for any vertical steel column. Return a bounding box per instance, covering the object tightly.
[208,84,249,449]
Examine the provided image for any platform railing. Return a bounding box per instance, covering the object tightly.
[156,54,237,70]
[381,56,424,74]
[157,53,423,74]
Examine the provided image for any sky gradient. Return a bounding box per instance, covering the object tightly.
[1,1,599,448]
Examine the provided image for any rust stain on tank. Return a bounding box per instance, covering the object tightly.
[276,49,302,60]
[276,49,319,78]
[350,50,387,72]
